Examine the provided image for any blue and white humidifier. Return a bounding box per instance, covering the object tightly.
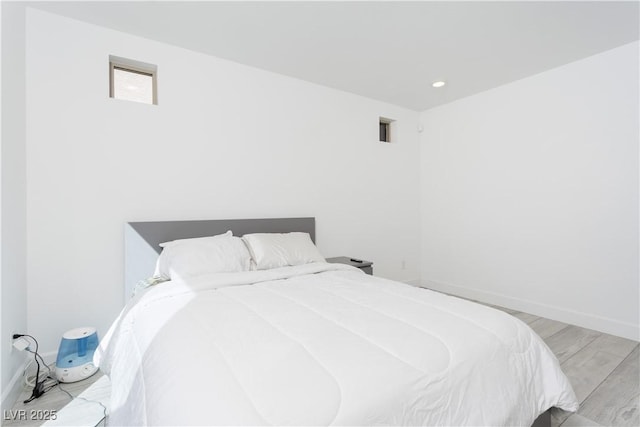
[55,327,99,383]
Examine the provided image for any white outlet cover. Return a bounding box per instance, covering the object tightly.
[12,337,29,351]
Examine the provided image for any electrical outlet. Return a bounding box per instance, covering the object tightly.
[10,332,28,353]
[13,337,29,351]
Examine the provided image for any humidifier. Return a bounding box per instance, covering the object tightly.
[55,327,99,383]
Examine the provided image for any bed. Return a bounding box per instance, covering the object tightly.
[97,217,578,426]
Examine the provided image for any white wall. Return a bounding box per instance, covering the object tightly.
[15,4,637,385]
[25,8,421,354]
[420,42,639,340]
[1,2,28,412]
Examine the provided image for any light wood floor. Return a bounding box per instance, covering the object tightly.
[483,303,639,427]
[3,304,638,427]
[3,372,106,427]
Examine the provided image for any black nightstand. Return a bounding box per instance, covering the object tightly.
[326,256,373,275]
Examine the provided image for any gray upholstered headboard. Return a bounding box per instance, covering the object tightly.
[124,217,315,300]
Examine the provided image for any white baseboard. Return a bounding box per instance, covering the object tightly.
[404,278,421,287]
[0,355,28,415]
[421,278,639,341]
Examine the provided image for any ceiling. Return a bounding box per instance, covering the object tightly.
[28,1,639,111]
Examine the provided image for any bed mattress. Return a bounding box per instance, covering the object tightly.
[96,263,578,426]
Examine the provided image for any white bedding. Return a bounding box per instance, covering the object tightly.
[97,263,578,426]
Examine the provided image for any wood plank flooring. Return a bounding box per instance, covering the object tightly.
[579,346,639,426]
[529,317,569,339]
[485,303,639,427]
[3,302,638,427]
[3,372,106,427]
[545,326,603,364]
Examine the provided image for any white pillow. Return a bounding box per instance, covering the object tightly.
[155,231,252,279]
[242,232,325,270]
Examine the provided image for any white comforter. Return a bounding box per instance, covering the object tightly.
[97,263,578,426]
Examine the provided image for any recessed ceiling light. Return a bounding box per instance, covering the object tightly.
[432,81,446,88]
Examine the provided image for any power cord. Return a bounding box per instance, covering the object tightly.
[23,358,53,387]
[21,359,107,420]
[23,342,52,386]
[13,334,45,403]
[56,380,108,423]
